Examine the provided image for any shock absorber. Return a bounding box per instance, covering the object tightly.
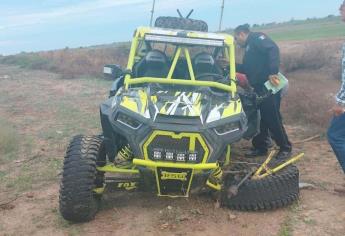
[206,166,223,191]
[115,144,134,167]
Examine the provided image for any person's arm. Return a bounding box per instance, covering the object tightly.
[336,81,345,106]
[333,77,345,116]
[332,44,345,116]
[252,34,280,76]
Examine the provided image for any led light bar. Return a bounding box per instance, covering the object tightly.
[176,153,186,162]
[145,34,224,47]
[153,148,163,160]
[188,153,197,162]
[165,151,174,161]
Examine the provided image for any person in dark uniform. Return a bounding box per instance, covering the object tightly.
[234,24,292,160]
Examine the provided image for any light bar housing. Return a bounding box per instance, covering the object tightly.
[144,34,224,47]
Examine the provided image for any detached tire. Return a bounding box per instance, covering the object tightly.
[59,135,105,222]
[223,164,299,211]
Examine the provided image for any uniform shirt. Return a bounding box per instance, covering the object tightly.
[236,32,280,92]
[336,43,345,105]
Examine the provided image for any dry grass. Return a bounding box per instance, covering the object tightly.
[281,70,339,131]
[281,44,330,72]
[280,40,342,79]
[278,40,342,131]
[0,43,130,78]
[39,45,129,78]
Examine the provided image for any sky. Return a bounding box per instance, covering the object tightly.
[0,0,341,55]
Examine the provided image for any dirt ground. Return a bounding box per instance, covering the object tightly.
[0,65,344,236]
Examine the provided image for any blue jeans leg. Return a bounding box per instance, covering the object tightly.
[327,114,345,173]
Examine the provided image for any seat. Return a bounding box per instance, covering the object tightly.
[135,50,169,78]
[193,52,223,81]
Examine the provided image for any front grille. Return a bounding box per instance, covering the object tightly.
[144,132,208,163]
[156,167,193,197]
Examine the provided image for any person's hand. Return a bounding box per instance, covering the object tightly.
[269,74,280,87]
[236,73,250,89]
[330,104,345,116]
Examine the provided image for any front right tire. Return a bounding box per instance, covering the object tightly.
[59,135,105,222]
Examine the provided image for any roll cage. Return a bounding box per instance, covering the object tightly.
[124,27,237,94]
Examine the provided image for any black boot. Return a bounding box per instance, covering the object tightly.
[275,150,292,161]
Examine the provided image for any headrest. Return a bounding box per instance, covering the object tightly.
[145,50,167,64]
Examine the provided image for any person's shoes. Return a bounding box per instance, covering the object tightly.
[253,142,274,149]
[245,149,268,158]
[275,150,292,161]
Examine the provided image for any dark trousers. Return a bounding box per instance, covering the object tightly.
[327,114,345,173]
[252,92,292,152]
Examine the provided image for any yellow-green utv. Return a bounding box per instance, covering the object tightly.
[59,17,300,222]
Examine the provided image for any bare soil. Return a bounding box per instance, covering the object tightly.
[0,65,344,236]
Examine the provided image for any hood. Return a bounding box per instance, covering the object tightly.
[118,88,242,123]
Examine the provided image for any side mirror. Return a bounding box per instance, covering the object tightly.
[103,64,127,80]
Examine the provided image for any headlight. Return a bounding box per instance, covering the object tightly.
[188,152,198,162]
[151,149,199,163]
[145,34,224,47]
[214,122,240,135]
[153,148,163,160]
[111,96,117,108]
[116,112,142,130]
